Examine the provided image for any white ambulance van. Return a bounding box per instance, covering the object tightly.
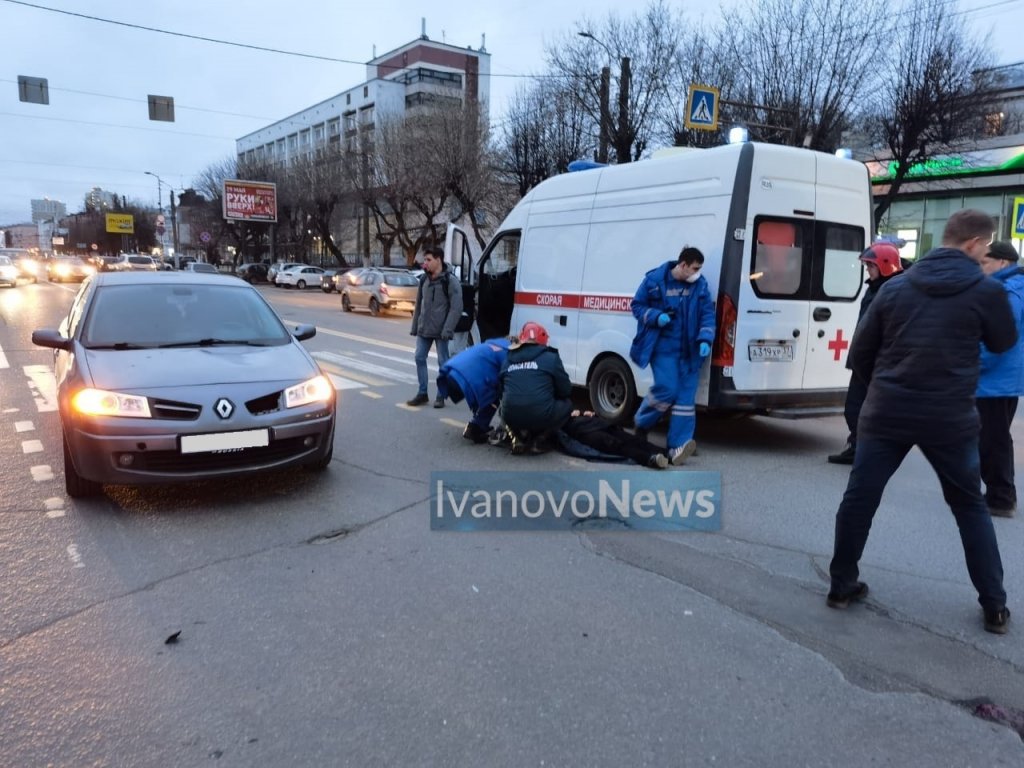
[446,142,872,424]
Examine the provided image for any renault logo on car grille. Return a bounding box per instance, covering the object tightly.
[214,398,234,419]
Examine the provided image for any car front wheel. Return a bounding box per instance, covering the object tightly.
[297,280,306,289]
[63,432,102,498]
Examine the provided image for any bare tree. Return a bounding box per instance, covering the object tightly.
[288,144,356,264]
[546,0,683,163]
[497,78,593,196]
[865,0,999,223]
[722,0,887,150]
[346,113,450,265]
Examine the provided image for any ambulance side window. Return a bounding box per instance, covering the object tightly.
[483,234,519,276]
[751,219,805,298]
[816,223,864,301]
[477,231,520,340]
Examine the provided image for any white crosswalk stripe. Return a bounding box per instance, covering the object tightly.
[313,350,432,388]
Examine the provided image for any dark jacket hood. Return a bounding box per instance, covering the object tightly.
[905,247,984,297]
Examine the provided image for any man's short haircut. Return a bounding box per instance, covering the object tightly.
[677,246,705,265]
[942,209,995,247]
[426,245,445,261]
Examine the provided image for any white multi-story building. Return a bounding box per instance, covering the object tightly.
[30,198,66,223]
[237,29,490,166]
[86,187,117,211]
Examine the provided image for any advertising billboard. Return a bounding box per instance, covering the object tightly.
[223,180,278,222]
[105,213,135,234]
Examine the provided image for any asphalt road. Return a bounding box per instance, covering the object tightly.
[1,276,1022,766]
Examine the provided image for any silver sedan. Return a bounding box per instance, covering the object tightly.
[32,271,336,497]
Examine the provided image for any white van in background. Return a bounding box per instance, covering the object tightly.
[446,142,873,423]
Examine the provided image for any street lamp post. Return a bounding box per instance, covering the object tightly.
[578,31,611,164]
[144,171,179,268]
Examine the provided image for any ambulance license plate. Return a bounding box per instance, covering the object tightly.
[180,429,269,454]
[748,343,793,362]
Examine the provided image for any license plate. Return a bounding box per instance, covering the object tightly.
[180,429,269,454]
[748,343,794,362]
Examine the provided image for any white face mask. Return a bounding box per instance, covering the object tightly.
[685,272,701,283]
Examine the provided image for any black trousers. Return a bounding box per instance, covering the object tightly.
[561,415,661,465]
[843,371,869,444]
[977,396,1019,510]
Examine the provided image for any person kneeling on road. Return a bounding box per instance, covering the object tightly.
[436,336,515,444]
[498,321,573,455]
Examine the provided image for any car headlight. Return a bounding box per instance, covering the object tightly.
[56,264,71,276]
[284,375,332,408]
[20,261,38,274]
[72,388,152,418]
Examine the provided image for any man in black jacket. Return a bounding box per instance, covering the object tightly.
[498,321,573,455]
[828,209,1016,635]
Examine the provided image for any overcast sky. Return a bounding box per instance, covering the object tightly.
[1,0,1020,225]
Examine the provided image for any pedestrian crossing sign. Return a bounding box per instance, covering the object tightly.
[1014,197,1024,238]
[685,84,720,131]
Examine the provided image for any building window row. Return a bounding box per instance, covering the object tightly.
[393,67,463,89]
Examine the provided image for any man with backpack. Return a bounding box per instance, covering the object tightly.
[408,246,462,408]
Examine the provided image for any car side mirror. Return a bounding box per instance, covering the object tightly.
[292,323,317,341]
[32,329,73,351]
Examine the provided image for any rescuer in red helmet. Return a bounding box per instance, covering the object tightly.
[827,242,906,465]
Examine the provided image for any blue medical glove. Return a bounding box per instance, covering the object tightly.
[656,313,671,328]
[699,341,711,358]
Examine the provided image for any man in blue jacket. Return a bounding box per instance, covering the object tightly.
[976,240,1024,518]
[436,336,513,444]
[828,209,1016,635]
[630,246,716,465]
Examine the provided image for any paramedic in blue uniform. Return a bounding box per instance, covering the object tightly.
[630,246,716,465]
[436,336,514,444]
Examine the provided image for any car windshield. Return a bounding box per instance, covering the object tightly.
[81,283,291,348]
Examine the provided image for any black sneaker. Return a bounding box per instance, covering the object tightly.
[433,396,445,409]
[406,393,429,406]
[826,581,869,609]
[984,607,1010,635]
[462,423,489,444]
[827,443,856,465]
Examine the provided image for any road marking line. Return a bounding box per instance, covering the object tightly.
[0,342,8,369]
[439,418,464,428]
[359,391,383,399]
[23,364,57,412]
[15,420,34,432]
[66,543,84,568]
[312,353,390,386]
[313,350,419,385]
[327,373,365,391]
[21,439,43,454]
[31,465,55,482]
[364,351,418,366]
[45,497,64,517]
[315,326,415,353]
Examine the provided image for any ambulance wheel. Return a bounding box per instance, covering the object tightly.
[589,357,637,426]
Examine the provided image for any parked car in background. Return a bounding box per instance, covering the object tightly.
[111,254,158,271]
[183,261,220,275]
[237,263,269,283]
[46,256,96,283]
[340,267,419,316]
[276,265,325,289]
[267,262,302,284]
[30,271,336,497]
